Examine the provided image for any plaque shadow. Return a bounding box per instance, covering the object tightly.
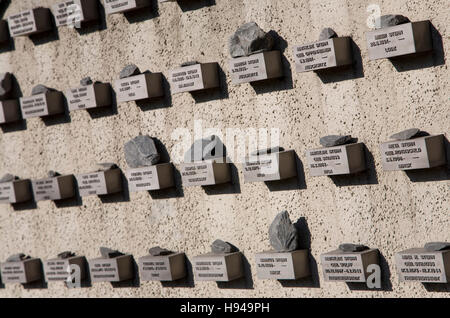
[176,0,216,12]
[1,74,27,133]
[111,256,140,288]
[124,1,159,24]
[250,31,293,95]
[0,0,10,18]
[403,135,449,182]
[149,137,184,199]
[202,162,241,195]
[190,65,229,103]
[423,282,450,293]
[74,256,92,288]
[161,256,195,288]
[99,170,130,204]
[54,178,83,208]
[330,143,379,187]
[0,35,14,54]
[265,151,307,192]
[316,38,365,83]
[217,243,254,290]
[29,14,60,46]
[87,83,118,119]
[42,95,72,126]
[76,1,108,36]
[12,179,37,211]
[22,260,47,290]
[391,23,445,72]
[280,217,320,288]
[136,73,173,111]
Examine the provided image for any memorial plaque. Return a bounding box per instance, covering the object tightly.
[89,255,133,283]
[115,73,163,103]
[32,175,75,201]
[255,250,310,280]
[52,0,99,27]
[193,252,243,282]
[366,21,432,60]
[20,92,65,119]
[7,8,52,37]
[75,169,121,197]
[43,256,86,282]
[229,51,283,84]
[243,150,297,182]
[306,143,366,176]
[169,63,220,94]
[0,180,32,204]
[380,135,446,171]
[0,258,42,284]
[104,0,151,15]
[395,248,450,283]
[126,163,174,192]
[0,20,10,44]
[0,101,5,123]
[67,83,111,111]
[139,253,186,281]
[180,159,230,187]
[321,249,379,283]
[0,100,22,124]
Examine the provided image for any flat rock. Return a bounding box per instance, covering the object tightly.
[424,242,450,252]
[120,64,140,79]
[251,147,282,156]
[80,77,93,86]
[32,84,54,96]
[229,22,274,58]
[0,173,15,183]
[211,239,235,254]
[48,170,59,178]
[7,253,29,262]
[100,247,124,259]
[57,251,75,259]
[96,162,117,171]
[269,211,298,252]
[376,15,409,29]
[339,243,369,252]
[124,135,160,168]
[184,135,225,162]
[149,246,173,256]
[319,28,337,41]
[389,128,420,141]
[320,135,352,147]
[181,61,199,67]
[0,72,12,100]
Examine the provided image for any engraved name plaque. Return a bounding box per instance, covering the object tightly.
[104,0,151,15]
[7,8,52,37]
[32,175,75,201]
[255,250,310,280]
[89,255,133,283]
[193,252,243,282]
[139,253,186,281]
[229,51,283,84]
[52,0,99,27]
[75,169,122,197]
[180,159,230,187]
[0,258,42,284]
[169,63,219,94]
[243,150,297,182]
[126,163,174,192]
[20,92,65,119]
[43,256,86,282]
[0,180,32,204]
[115,73,163,103]
[67,83,111,111]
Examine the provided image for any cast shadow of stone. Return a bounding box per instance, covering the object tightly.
[149,137,185,199]
[29,14,59,46]
[405,136,449,182]
[190,65,229,103]
[265,151,307,192]
[99,170,130,204]
[22,260,47,290]
[280,217,320,288]
[330,143,379,187]
[136,73,173,111]
[391,23,445,72]
[87,84,118,119]
[76,2,108,36]
[111,256,140,288]
[42,95,72,126]
[217,243,254,290]
[202,162,241,195]
[124,0,159,24]
[176,0,216,12]
[161,257,195,288]
[54,178,83,208]
[316,38,364,83]
[1,74,27,133]
[250,30,293,95]
[346,251,393,292]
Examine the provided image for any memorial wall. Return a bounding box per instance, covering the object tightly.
[0,0,448,298]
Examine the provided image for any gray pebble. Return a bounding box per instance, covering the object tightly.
[320,135,352,147]
[32,84,54,96]
[124,135,160,168]
[389,128,420,141]
[100,247,124,258]
[7,253,29,262]
[269,211,298,252]
[149,246,173,256]
[0,173,15,183]
[424,242,450,252]
[376,15,409,29]
[80,77,93,86]
[319,28,337,41]
[251,147,282,156]
[338,243,369,252]
[211,239,234,254]
[120,64,140,79]
[48,170,59,178]
[181,61,199,67]
[57,251,75,259]
[229,22,274,58]
[0,72,12,100]
[96,162,117,171]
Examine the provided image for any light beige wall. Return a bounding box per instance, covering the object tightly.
[0,0,448,297]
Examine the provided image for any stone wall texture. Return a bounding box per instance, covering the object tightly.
[0,0,449,297]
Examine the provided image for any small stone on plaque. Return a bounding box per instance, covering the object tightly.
[0,173,15,183]
[375,14,409,29]
[181,61,199,67]
[389,128,420,141]
[57,251,75,259]
[319,27,337,41]
[229,22,274,58]
[80,77,93,86]
[124,135,160,168]
[48,170,60,178]
[250,147,282,156]
[120,64,141,79]
[338,243,369,252]
[100,247,124,258]
[269,211,299,252]
[424,242,450,252]
[319,135,353,147]
[211,240,235,254]
[32,84,54,96]
[96,162,118,171]
[7,253,30,262]
[0,72,12,99]
[149,246,173,256]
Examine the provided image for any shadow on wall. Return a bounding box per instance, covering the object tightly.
[87,83,118,119]
[391,23,445,72]
[136,73,173,111]
[0,0,14,53]
[76,1,108,36]
[42,94,72,127]
[423,282,450,293]
[217,243,254,290]
[29,13,60,46]
[191,65,229,103]
[22,260,48,290]
[175,0,216,12]
[265,151,307,192]
[124,0,160,24]
[99,170,131,204]
[111,256,141,288]
[316,38,365,84]
[161,257,195,288]
[1,74,26,133]
[251,30,293,94]
[54,176,83,208]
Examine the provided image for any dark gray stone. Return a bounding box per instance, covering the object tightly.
[320,135,352,147]
[251,147,282,156]
[80,77,93,86]
[6,253,30,262]
[390,128,420,141]
[424,242,450,252]
[100,247,124,259]
[319,28,337,41]
[376,15,409,29]
[124,135,160,168]
[269,211,298,252]
[149,246,173,256]
[48,170,59,178]
[181,61,199,67]
[0,173,15,183]
[211,239,234,254]
[32,84,54,96]
[0,72,12,100]
[58,251,75,259]
[120,64,140,79]
[338,243,369,252]
[96,162,117,171]
[229,22,274,58]
[184,135,225,162]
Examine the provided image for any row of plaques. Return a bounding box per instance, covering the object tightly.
[1,247,449,285]
[0,135,446,204]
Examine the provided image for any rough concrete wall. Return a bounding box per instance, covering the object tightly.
[0,0,448,297]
